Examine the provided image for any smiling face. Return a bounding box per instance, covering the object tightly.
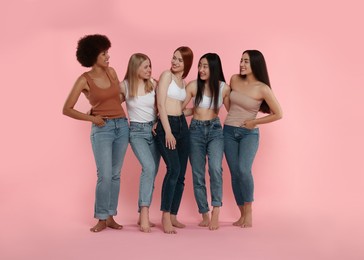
[137,58,152,80]
[171,50,184,74]
[95,50,110,68]
[240,52,252,76]
[198,58,210,81]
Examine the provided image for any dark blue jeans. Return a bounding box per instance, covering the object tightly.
[155,114,189,215]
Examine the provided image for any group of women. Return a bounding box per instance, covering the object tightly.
[63,34,282,234]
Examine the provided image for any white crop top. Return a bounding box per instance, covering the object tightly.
[196,81,225,109]
[167,79,186,101]
[123,80,157,123]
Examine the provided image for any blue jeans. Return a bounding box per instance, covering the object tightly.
[90,118,129,220]
[155,114,189,215]
[189,117,224,213]
[129,121,160,209]
[223,125,259,205]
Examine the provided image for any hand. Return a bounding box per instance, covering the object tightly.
[92,115,106,127]
[152,122,158,136]
[165,132,176,150]
[241,119,256,129]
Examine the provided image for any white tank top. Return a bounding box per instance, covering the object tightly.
[195,81,225,109]
[123,80,157,123]
[167,79,186,101]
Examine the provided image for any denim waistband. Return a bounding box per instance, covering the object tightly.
[167,114,185,119]
[191,117,220,126]
[166,114,186,122]
[130,120,155,127]
[104,117,127,122]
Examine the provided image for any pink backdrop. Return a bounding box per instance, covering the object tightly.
[1,0,363,259]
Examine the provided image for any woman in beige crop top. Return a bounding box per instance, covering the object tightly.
[224,50,282,228]
[155,46,194,234]
[63,35,128,233]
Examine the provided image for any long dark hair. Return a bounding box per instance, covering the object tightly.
[242,50,271,114]
[195,53,225,114]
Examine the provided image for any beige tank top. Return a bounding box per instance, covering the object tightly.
[224,90,262,127]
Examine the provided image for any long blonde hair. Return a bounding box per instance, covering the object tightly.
[124,53,154,97]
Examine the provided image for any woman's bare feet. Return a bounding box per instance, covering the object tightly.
[162,212,176,234]
[171,214,186,228]
[241,203,252,228]
[106,216,123,230]
[209,207,220,230]
[139,207,151,233]
[199,213,210,227]
[233,205,245,226]
[90,220,107,232]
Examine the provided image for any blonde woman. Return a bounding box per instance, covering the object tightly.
[120,53,160,233]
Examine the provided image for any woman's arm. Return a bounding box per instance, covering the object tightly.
[243,85,283,129]
[62,75,105,126]
[157,70,176,149]
[222,82,231,112]
[182,80,196,117]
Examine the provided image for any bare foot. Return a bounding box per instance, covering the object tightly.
[137,220,156,227]
[90,220,107,232]
[106,216,123,230]
[139,207,151,233]
[209,207,220,230]
[241,204,252,228]
[233,217,245,226]
[171,214,186,228]
[233,205,245,226]
[198,212,210,227]
[162,212,176,234]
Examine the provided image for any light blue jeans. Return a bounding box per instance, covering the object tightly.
[223,125,259,205]
[90,118,129,220]
[189,117,224,214]
[129,121,160,210]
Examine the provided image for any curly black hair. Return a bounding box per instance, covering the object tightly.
[76,34,111,67]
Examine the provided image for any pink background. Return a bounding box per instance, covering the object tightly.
[1,0,363,259]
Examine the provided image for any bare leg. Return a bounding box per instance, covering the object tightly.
[241,203,252,228]
[209,207,220,230]
[233,205,245,226]
[139,207,151,233]
[162,212,176,234]
[198,212,210,227]
[170,214,186,228]
[106,216,123,230]
[90,220,107,232]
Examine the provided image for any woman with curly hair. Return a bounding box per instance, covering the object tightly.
[63,34,129,232]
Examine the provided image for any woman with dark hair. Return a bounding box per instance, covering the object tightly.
[120,53,160,233]
[182,53,230,230]
[224,50,282,228]
[63,34,129,232]
[155,46,193,234]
